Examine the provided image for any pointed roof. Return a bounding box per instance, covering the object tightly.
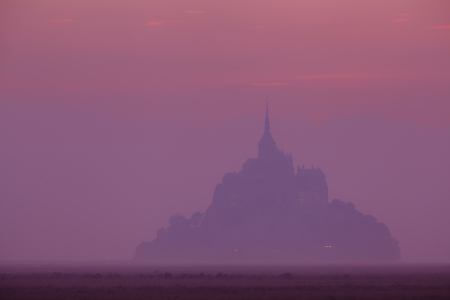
[264,102,270,132]
[258,103,277,156]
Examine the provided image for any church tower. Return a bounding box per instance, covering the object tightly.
[258,103,278,159]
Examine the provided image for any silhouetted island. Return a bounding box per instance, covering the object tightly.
[135,105,400,263]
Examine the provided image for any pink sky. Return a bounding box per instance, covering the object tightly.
[0,0,449,262]
[1,0,449,125]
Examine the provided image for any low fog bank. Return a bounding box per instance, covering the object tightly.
[0,260,450,275]
[1,103,449,262]
[2,262,450,276]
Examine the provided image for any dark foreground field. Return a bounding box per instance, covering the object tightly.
[1,264,449,300]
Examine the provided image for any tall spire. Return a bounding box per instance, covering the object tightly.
[258,100,277,158]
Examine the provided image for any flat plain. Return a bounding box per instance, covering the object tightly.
[1,263,449,299]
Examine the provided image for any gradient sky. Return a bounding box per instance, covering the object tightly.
[1,0,449,262]
[2,0,450,125]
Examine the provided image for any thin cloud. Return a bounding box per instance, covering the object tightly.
[147,20,184,26]
[251,83,289,86]
[295,73,391,80]
[395,13,410,16]
[147,21,166,26]
[186,10,206,14]
[250,24,287,29]
[393,19,409,22]
[427,25,450,29]
[249,25,266,29]
[50,19,76,23]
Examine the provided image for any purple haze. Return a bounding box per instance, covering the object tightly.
[0,101,449,263]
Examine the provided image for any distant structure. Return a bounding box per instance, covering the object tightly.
[135,104,400,263]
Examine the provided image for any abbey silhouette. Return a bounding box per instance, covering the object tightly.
[135,105,400,263]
